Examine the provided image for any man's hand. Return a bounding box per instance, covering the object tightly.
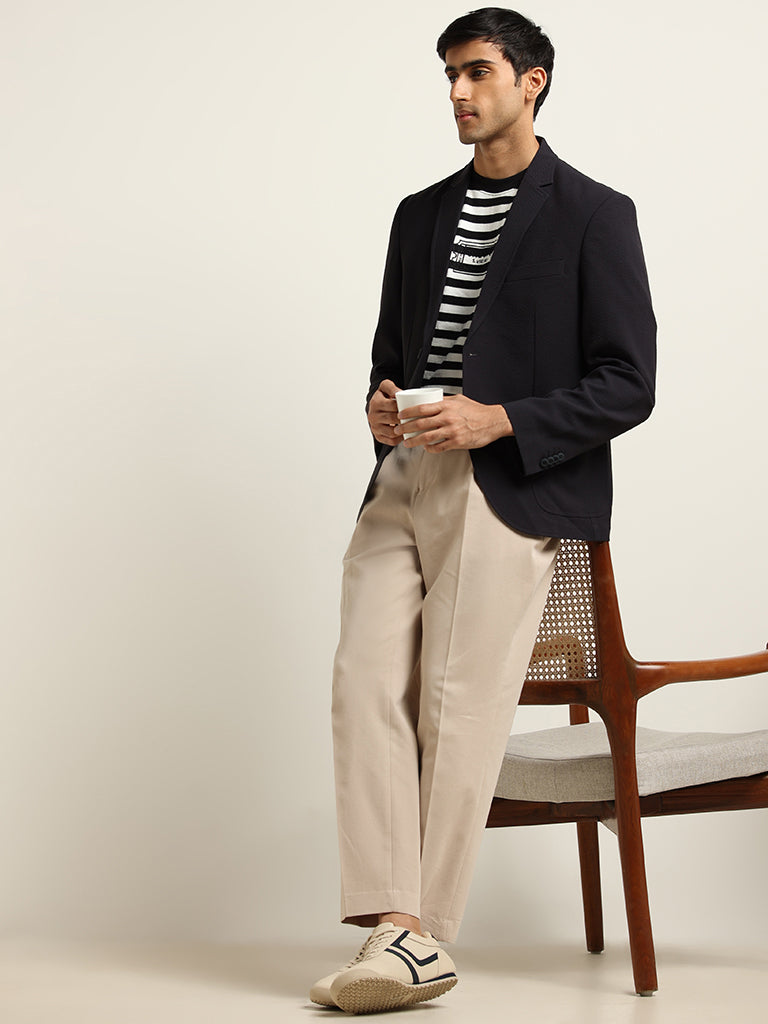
[367,379,403,446]
[394,394,514,452]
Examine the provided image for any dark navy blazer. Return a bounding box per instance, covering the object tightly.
[361,136,657,541]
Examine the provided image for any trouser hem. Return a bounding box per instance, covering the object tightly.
[419,911,462,944]
[341,889,422,930]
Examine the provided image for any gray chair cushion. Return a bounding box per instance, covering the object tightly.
[494,722,768,803]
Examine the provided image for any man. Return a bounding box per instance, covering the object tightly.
[311,7,656,1015]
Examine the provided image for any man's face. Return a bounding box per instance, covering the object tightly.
[443,39,531,146]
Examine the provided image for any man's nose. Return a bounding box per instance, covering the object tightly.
[450,77,470,103]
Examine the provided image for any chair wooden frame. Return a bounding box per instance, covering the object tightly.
[487,541,768,995]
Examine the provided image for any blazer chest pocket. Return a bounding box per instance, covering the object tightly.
[503,258,565,283]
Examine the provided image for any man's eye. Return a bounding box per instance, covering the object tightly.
[471,68,488,77]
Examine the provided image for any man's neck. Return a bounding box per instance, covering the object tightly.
[472,131,539,179]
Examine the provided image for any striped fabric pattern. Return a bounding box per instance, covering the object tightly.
[423,167,525,395]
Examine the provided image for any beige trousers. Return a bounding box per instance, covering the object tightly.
[331,444,559,943]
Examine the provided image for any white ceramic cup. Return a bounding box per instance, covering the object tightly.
[395,387,443,439]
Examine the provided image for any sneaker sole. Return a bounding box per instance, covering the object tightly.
[309,994,336,1007]
[333,974,457,1014]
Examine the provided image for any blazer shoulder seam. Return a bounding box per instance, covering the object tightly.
[399,165,468,207]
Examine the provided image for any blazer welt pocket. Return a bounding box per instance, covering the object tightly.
[503,259,565,283]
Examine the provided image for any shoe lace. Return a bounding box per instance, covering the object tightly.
[343,928,395,969]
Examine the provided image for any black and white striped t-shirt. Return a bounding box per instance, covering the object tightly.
[422,166,526,395]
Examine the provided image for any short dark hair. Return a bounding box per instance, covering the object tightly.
[436,8,555,118]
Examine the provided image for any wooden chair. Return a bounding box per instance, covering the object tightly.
[488,539,768,995]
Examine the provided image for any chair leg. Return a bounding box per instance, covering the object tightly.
[613,765,658,994]
[576,820,604,952]
[569,707,604,953]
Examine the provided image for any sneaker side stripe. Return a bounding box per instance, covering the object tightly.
[384,946,420,983]
[391,931,440,968]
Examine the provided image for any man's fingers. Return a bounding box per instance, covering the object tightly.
[404,427,455,449]
[379,379,400,399]
[374,430,401,445]
[372,409,399,427]
[397,401,443,420]
[371,396,399,415]
[395,403,444,432]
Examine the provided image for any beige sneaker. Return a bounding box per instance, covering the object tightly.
[309,923,403,1006]
[328,923,458,1014]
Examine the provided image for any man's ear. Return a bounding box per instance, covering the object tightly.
[524,67,547,104]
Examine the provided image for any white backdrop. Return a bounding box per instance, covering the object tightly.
[1,0,766,950]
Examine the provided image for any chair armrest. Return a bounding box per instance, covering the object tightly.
[636,648,768,697]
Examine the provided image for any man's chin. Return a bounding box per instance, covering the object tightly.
[457,127,479,145]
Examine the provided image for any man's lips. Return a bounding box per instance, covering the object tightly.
[456,110,475,121]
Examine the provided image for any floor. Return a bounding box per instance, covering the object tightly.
[1,937,765,1024]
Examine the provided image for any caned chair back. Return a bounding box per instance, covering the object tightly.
[525,539,599,685]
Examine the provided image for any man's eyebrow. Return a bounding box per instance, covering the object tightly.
[444,58,498,74]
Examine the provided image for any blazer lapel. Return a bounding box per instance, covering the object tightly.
[466,136,557,342]
[418,160,474,360]
[415,137,558,381]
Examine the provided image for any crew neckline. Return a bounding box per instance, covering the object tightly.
[469,165,527,191]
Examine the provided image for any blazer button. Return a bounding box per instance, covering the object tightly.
[540,457,550,469]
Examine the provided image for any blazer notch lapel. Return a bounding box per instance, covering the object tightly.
[416,138,558,374]
[419,163,473,357]
[466,181,552,341]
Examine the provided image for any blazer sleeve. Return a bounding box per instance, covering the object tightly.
[366,196,409,413]
[503,191,657,476]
